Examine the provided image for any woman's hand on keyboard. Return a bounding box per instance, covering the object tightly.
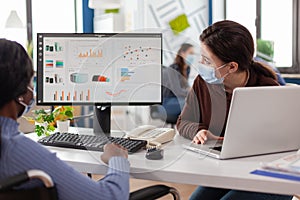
[101,143,128,164]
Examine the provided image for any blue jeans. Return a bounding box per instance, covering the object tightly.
[190,186,293,200]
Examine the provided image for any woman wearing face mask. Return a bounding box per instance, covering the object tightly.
[162,43,194,122]
[176,21,292,200]
[0,39,130,200]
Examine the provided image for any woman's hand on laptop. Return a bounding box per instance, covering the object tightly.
[193,129,224,144]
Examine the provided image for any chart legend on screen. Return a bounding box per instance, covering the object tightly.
[121,68,134,82]
[56,60,64,68]
[45,60,54,68]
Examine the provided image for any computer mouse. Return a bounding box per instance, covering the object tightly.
[145,148,164,160]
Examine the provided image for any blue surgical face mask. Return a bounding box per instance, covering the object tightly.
[198,63,228,84]
[185,54,194,66]
[17,86,35,118]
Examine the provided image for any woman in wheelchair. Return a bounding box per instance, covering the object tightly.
[0,39,130,200]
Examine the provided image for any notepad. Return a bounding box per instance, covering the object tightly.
[251,169,300,182]
[251,150,300,182]
[262,152,300,175]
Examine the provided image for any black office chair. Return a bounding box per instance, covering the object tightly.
[150,66,183,128]
[150,104,178,128]
[0,170,180,200]
[0,170,57,200]
[130,184,180,200]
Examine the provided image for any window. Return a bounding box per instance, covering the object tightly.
[260,0,293,69]
[226,0,299,73]
[226,0,257,40]
[31,0,79,70]
[0,0,27,48]
[1,0,81,71]
[32,0,77,34]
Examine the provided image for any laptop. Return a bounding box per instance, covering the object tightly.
[183,86,300,159]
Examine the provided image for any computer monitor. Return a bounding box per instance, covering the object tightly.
[36,33,162,135]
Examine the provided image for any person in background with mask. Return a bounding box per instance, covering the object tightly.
[0,38,130,200]
[162,43,194,122]
[176,21,292,200]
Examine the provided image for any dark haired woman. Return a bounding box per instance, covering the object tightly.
[176,21,292,200]
[162,43,194,122]
[0,39,129,199]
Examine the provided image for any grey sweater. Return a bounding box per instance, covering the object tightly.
[162,64,190,98]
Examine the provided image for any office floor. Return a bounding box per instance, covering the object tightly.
[89,174,300,200]
[90,174,197,199]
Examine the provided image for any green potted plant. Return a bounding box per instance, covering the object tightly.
[24,109,56,136]
[52,106,74,133]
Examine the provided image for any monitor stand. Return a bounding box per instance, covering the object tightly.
[93,105,111,137]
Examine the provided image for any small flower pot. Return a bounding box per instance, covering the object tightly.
[56,120,70,133]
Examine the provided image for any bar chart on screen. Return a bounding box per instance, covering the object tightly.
[78,48,103,58]
[52,89,91,102]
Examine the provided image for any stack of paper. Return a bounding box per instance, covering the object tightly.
[251,151,300,182]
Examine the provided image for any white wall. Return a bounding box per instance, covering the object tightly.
[142,0,209,67]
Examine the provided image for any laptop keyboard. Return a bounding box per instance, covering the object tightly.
[210,146,222,152]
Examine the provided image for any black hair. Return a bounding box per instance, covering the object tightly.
[200,20,276,80]
[0,39,34,109]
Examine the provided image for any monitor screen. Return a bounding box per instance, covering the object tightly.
[36,33,162,105]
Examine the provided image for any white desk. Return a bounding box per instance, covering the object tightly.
[27,127,300,196]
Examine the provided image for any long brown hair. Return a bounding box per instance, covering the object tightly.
[200,20,276,80]
[174,43,193,78]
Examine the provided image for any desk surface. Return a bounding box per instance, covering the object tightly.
[27,127,300,195]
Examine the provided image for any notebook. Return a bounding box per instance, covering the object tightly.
[251,150,300,182]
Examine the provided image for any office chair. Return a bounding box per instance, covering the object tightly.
[150,65,184,128]
[130,184,180,200]
[0,170,180,200]
[0,170,57,200]
[150,104,178,128]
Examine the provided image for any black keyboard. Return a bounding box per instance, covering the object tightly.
[38,132,147,153]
